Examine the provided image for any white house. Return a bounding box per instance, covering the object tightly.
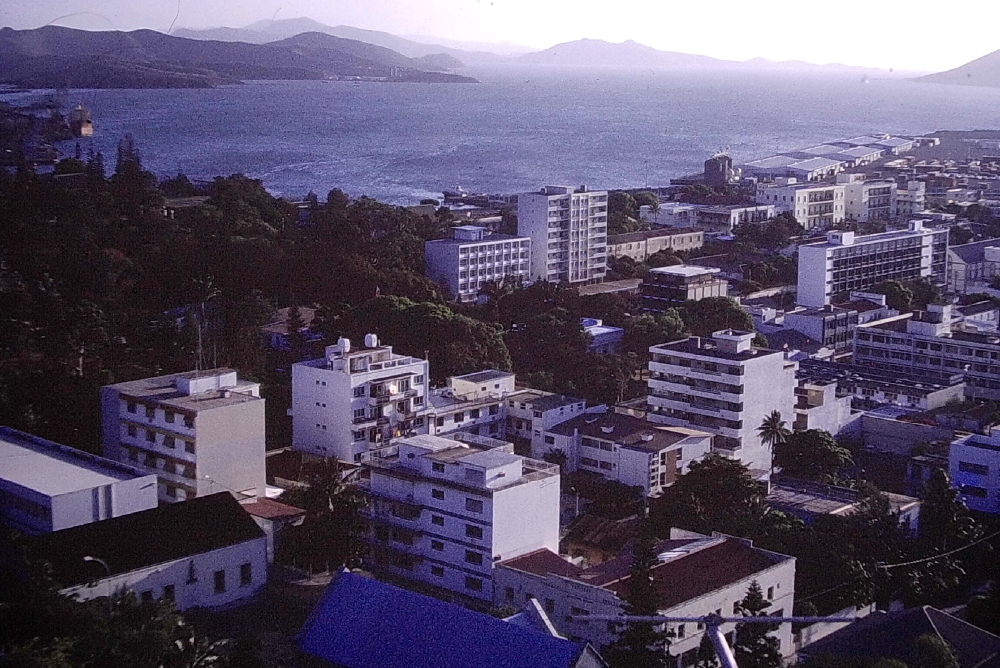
[950,428,1000,514]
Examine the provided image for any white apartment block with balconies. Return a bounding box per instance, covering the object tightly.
[291,335,431,462]
[647,330,798,475]
[897,181,927,217]
[425,226,531,302]
[101,369,265,503]
[838,174,898,223]
[362,434,560,603]
[755,178,845,230]
[518,185,608,285]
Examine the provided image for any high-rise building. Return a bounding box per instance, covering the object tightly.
[838,174,898,223]
[796,222,948,307]
[425,226,531,302]
[518,186,608,285]
[362,434,560,603]
[101,369,266,503]
[291,335,431,462]
[647,330,798,475]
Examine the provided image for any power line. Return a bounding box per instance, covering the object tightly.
[879,529,1000,572]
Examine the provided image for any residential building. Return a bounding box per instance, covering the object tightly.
[950,428,1000,514]
[494,530,797,662]
[957,300,1000,331]
[755,179,846,230]
[838,174,898,223]
[648,330,798,474]
[606,229,703,262]
[796,359,965,413]
[640,265,728,312]
[853,305,1000,401]
[796,222,948,308]
[640,202,703,228]
[506,390,589,456]
[101,368,266,503]
[782,305,860,356]
[896,181,927,216]
[947,238,1000,294]
[539,411,712,496]
[0,426,158,535]
[291,335,430,462]
[792,373,855,435]
[426,371,514,440]
[582,318,624,354]
[26,492,268,612]
[767,475,921,532]
[518,186,608,285]
[362,434,560,603]
[425,226,531,302]
[696,204,776,234]
[299,570,608,668]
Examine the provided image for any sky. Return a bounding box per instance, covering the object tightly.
[1,0,997,72]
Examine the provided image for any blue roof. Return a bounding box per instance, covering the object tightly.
[299,571,586,668]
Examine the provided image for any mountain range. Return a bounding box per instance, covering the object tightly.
[0,25,478,89]
[914,49,1000,88]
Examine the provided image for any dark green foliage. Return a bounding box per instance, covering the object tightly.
[733,581,782,668]
[773,429,853,482]
[735,213,803,250]
[678,297,755,338]
[623,312,686,361]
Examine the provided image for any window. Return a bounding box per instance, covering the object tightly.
[465,576,483,592]
[183,416,194,428]
[415,375,424,384]
[165,485,176,498]
[164,435,175,449]
[353,430,366,441]
[470,409,480,419]
[432,489,445,500]
[544,435,555,445]
[165,411,175,423]
[431,515,444,526]
[431,540,444,551]
[432,462,445,473]
[146,430,156,443]
[354,408,366,419]
[506,587,515,602]
[127,402,137,414]
[184,441,195,454]
[465,550,483,565]
[465,524,483,539]
[436,417,445,427]
[145,406,155,419]
[141,590,153,602]
[240,562,252,586]
[163,584,175,601]
[962,485,989,498]
[127,424,137,437]
[354,386,365,397]
[959,461,990,475]
[489,405,499,415]
[465,498,484,513]
[214,570,226,594]
[545,599,555,613]
[454,412,464,423]
[677,623,685,638]
[767,586,774,600]
[431,565,444,577]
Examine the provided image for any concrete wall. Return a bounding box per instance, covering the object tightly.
[492,473,560,562]
[196,400,266,499]
[861,415,954,455]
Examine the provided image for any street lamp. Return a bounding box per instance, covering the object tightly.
[83,555,112,615]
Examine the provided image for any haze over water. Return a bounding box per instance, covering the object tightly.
[7,67,1000,202]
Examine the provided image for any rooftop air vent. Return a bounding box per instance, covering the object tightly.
[601,426,614,434]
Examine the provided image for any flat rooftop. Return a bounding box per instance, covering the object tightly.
[649,265,720,277]
[652,336,783,362]
[550,412,701,452]
[455,370,514,384]
[107,369,261,413]
[801,226,940,251]
[0,427,150,497]
[425,232,528,247]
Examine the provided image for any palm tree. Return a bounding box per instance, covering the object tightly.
[757,410,790,473]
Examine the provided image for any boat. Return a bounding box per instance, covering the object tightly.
[69,104,94,137]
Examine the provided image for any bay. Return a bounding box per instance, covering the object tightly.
[5,67,1000,203]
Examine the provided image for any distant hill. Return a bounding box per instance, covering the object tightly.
[0,26,479,89]
[174,18,505,65]
[915,50,1000,88]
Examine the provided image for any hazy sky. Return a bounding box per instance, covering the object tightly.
[1,0,996,72]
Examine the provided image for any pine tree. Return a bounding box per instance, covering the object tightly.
[919,469,980,553]
[733,581,782,668]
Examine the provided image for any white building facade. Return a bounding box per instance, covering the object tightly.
[518,186,608,285]
[101,369,266,503]
[838,174,898,223]
[292,335,431,462]
[950,429,1000,514]
[0,427,158,535]
[648,330,798,475]
[755,179,846,230]
[425,226,531,302]
[362,434,560,603]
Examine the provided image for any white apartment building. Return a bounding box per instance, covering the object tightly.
[648,330,798,475]
[518,186,608,285]
[897,181,927,217]
[29,492,268,612]
[838,174,898,223]
[510,390,589,458]
[640,203,704,228]
[0,427,158,535]
[755,178,845,230]
[101,369,266,503]
[540,411,713,496]
[425,226,531,302]
[950,428,1000,514]
[494,530,796,662]
[362,434,560,603]
[796,222,949,308]
[292,335,431,462]
[426,370,515,440]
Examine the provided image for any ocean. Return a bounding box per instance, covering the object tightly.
[5,67,1000,203]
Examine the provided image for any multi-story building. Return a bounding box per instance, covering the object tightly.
[640,265,728,312]
[854,305,1000,401]
[291,335,431,462]
[494,530,797,662]
[782,305,860,356]
[27,492,268,612]
[426,370,514,440]
[755,179,846,230]
[947,238,1000,294]
[696,204,777,234]
[640,203,703,228]
[362,434,560,603]
[796,222,948,308]
[647,330,798,474]
[606,229,703,262]
[518,186,608,285]
[509,390,589,457]
[950,428,1000,514]
[540,411,712,496]
[896,181,927,217]
[425,226,531,302]
[101,369,266,503]
[582,318,624,354]
[0,426,158,535]
[838,174,898,223]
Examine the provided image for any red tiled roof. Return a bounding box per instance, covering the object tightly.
[239,497,305,520]
[501,549,583,578]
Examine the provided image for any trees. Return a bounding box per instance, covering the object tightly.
[733,581,782,668]
[870,280,913,312]
[542,448,569,473]
[773,429,853,483]
[679,298,755,338]
[757,410,790,470]
[603,517,672,668]
[623,312,686,361]
[918,469,980,554]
